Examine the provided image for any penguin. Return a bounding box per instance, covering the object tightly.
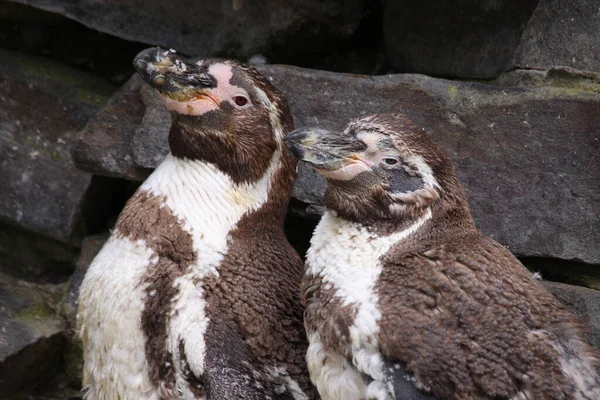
[77,47,316,400]
[284,113,600,400]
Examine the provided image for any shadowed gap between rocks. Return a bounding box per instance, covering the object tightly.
[0,2,149,85]
[0,334,67,399]
[522,257,600,291]
[0,224,79,284]
[81,175,141,235]
[0,1,390,81]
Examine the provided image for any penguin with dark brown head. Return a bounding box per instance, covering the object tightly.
[285,113,600,400]
[77,48,316,400]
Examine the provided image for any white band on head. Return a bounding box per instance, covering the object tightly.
[161,63,251,116]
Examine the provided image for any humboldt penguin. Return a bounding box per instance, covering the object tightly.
[77,48,316,400]
[284,113,600,400]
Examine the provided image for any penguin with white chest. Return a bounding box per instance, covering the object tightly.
[77,48,316,400]
[285,113,600,400]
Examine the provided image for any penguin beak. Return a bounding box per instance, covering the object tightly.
[133,47,216,102]
[284,127,366,171]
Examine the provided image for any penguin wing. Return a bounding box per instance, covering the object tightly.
[376,236,597,399]
[202,362,297,400]
[380,357,440,400]
[198,315,299,400]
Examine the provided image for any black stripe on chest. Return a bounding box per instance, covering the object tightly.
[115,189,197,392]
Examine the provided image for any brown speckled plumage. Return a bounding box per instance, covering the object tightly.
[377,232,596,399]
[115,191,197,392]
[202,180,315,397]
[290,113,600,400]
[302,274,358,354]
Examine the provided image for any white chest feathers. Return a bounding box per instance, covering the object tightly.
[304,210,431,400]
[77,153,280,400]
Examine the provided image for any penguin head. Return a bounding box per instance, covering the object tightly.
[134,47,294,185]
[285,113,467,224]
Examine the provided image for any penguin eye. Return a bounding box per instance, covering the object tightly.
[232,95,249,107]
[382,157,399,167]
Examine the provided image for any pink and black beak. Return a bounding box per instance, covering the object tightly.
[133,47,215,100]
[284,127,366,171]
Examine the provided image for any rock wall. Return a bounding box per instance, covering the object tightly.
[0,1,599,398]
[74,68,600,265]
[383,0,600,78]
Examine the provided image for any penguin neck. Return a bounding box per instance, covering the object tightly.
[139,152,286,231]
[324,207,434,240]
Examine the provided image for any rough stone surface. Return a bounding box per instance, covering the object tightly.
[492,66,600,90]
[0,224,78,282]
[73,75,170,179]
[0,272,65,398]
[71,76,150,181]
[544,281,600,349]
[131,84,171,169]
[515,0,600,72]
[383,0,538,78]
[0,49,114,242]
[72,65,600,264]
[10,0,365,63]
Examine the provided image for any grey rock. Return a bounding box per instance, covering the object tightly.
[0,224,78,282]
[0,272,65,398]
[0,49,114,242]
[382,0,538,79]
[515,0,600,72]
[73,75,170,178]
[10,0,365,62]
[544,281,600,349]
[131,84,171,169]
[292,163,326,208]
[72,65,600,264]
[71,76,149,181]
[492,66,600,91]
